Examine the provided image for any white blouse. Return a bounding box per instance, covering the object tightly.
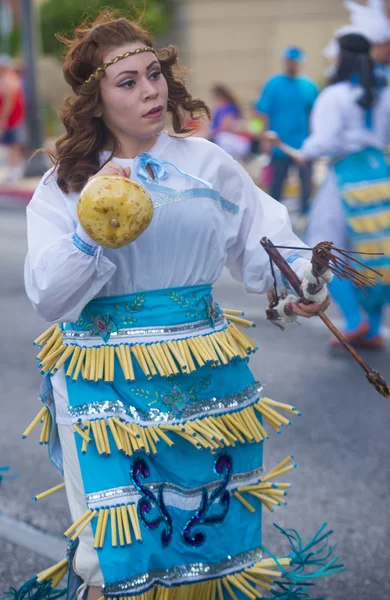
[24,131,310,325]
[25,132,312,424]
[301,82,390,161]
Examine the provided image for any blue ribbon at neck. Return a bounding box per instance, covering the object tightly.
[134,152,212,189]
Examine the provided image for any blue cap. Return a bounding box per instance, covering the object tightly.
[283,46,305,61]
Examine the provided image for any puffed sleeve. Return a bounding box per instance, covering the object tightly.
[300,86,345,160]
[24,171,116,323]
[210,149,311,294]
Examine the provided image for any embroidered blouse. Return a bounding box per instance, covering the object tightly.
[24,131,309,325]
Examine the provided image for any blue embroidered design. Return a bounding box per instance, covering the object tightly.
[182,453,232,547]
[132,387,160,401]
[113,294,146,327]
[88,314,117,343]
[286,254,303,265]
[166,290,222,323]
[162,384,189,414]
[153,188,238,214]
[131,458,173,548]
[131,376,211,416]
[188,375,212,401]
[205,297,220,328]
[72,232,97,256]
[281,254,302,291]
[72,294,146,340]
[165,290,205,320]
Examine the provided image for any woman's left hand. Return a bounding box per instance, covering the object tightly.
[290,295,330,318]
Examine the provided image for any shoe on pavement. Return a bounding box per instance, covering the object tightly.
[356,335,385,350]
[329,321,370,349]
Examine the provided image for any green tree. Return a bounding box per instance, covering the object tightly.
[39,0,172,56]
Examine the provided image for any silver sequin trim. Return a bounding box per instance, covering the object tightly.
[68,382,262,425]
[102,547,263,595]
[62,315,226,341]
[86,465,263,510]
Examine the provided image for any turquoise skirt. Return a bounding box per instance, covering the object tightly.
[334,147,390,310]
[18,284,342,600]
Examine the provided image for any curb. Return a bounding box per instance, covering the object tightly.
[0,185,33,203]
[0,512,66,561]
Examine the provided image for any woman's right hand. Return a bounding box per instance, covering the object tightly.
[89,161,131,181]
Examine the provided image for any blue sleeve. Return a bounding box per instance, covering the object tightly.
[255,78,275,114]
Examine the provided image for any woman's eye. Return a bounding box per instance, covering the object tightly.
[150,71,162,80]
[119,79,136,88]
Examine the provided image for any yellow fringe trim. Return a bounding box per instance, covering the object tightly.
[62,508,98,542]
[61,505,142,549]
[73,398,300,456]
[349,209,390,234]
[22,406,51,444]
[34,553,291,599]
[355,237,390,256]
[36,557,70,587]
[97,557,291,599]
[234,456,295,513]
[34,316,257,383]
[95,504,142,548]
[33,482,65,502]
[343,182,390,205]
[358,265,390,284]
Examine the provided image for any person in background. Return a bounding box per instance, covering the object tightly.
[255,46,318,215]
[0,54,25,181]
[10,57,28,155]
[345,0,390,80]
[209,83,251,160]
[264,33,390,350]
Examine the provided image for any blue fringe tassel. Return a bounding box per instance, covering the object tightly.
[0,466,18,485]
[2,576,66,600]
[262,523,344,599]
[276,522,344,581]
[271,581,324,600]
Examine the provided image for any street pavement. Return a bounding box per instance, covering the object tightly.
[0,199,389,599]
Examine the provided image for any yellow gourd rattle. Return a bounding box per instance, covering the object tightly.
[78,175,154,249]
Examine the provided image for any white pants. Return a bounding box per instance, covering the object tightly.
[59,424,104,587]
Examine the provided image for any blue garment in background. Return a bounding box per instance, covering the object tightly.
[210,103,240,136]
[255,74,318,157]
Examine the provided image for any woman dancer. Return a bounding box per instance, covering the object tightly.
[15,12,338,600]
[264,33,390,349]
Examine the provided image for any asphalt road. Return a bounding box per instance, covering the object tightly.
[0,200,389,599]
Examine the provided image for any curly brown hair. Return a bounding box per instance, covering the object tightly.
[41,10,210,193]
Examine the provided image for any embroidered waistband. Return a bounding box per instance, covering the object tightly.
[62,314,226,345]
[68,382,261,425]
[65,284,221,343]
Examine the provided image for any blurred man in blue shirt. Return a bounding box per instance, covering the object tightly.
[255,46,318,214]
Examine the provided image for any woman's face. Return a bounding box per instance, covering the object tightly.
[98,41,168,142]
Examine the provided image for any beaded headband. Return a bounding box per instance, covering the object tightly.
[82,46,157,87]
